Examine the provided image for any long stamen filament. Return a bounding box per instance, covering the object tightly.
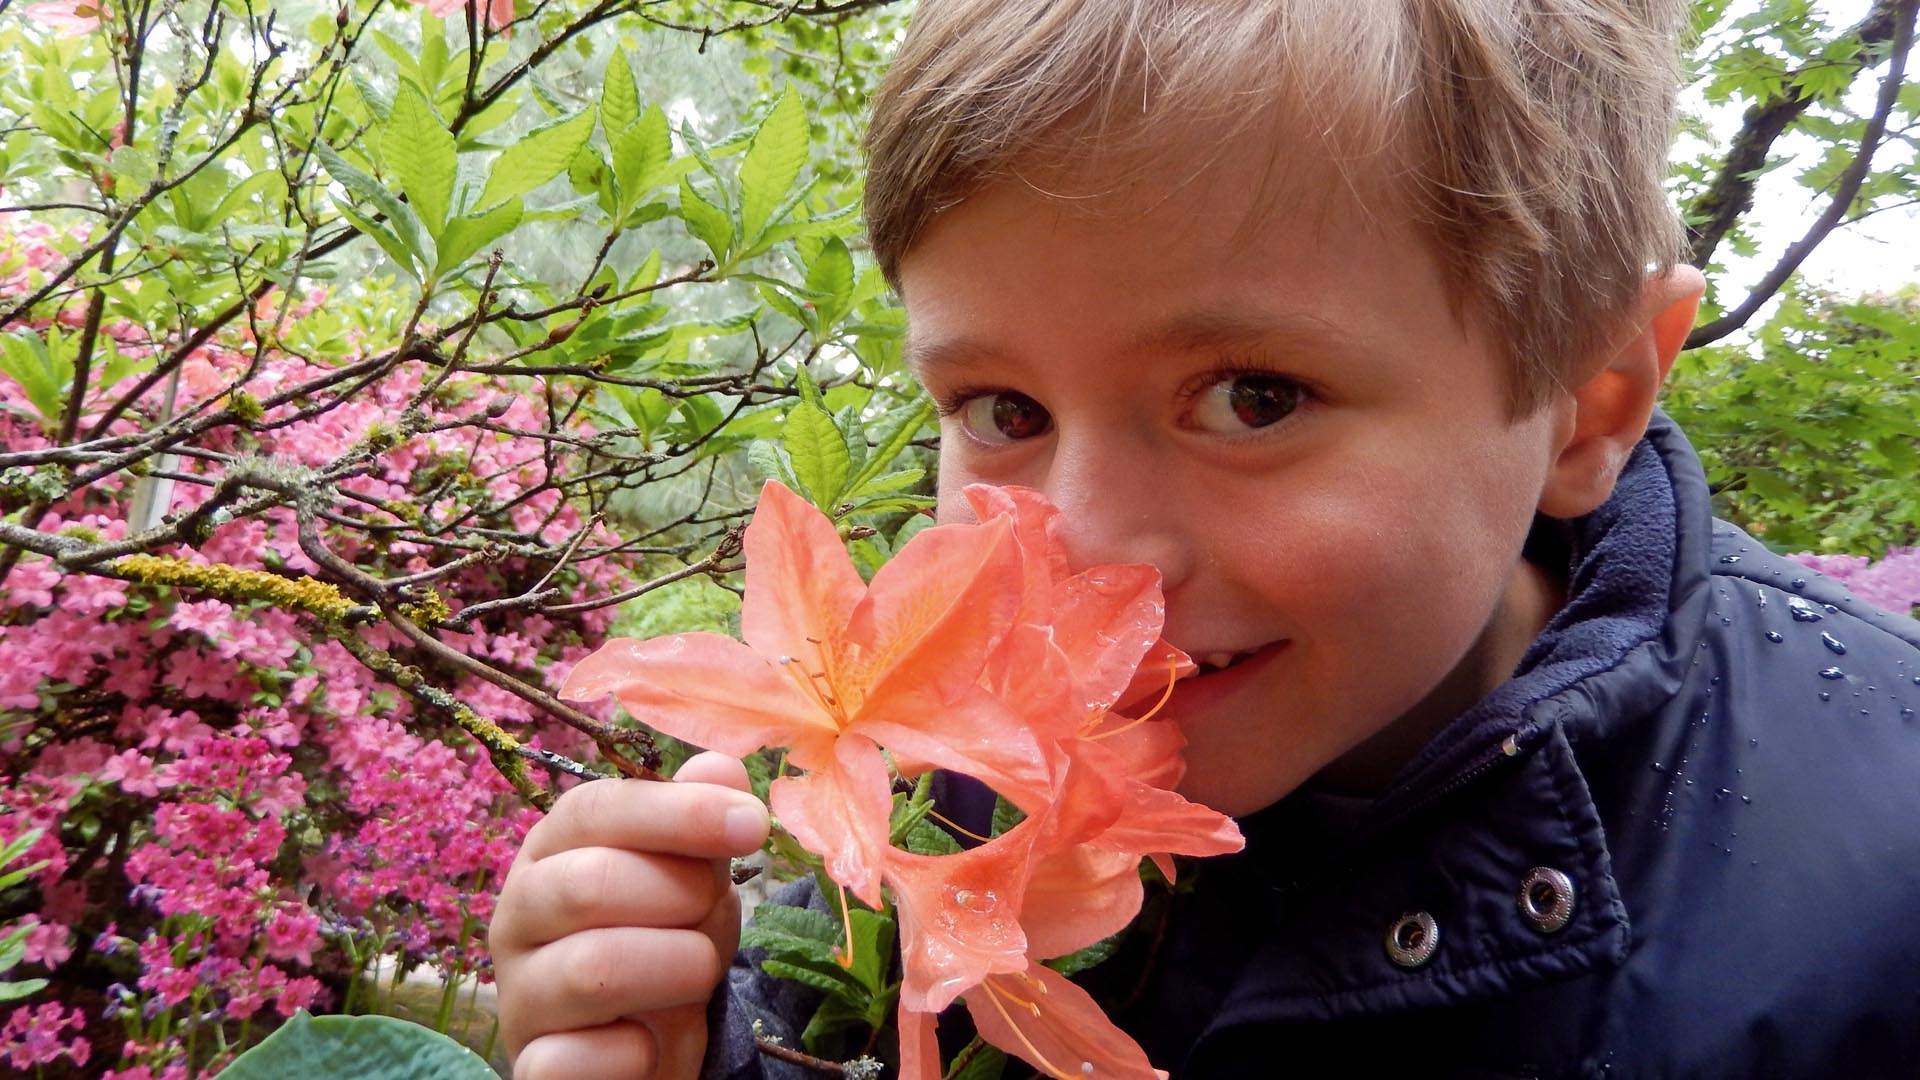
[833,883,856,969]
[927,809,994,844]
[982,980,1077,1080]
[1088,656,1180,741]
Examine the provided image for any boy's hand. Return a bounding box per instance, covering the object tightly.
[491,752,770,1080]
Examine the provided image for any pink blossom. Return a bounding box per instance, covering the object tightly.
[0,1001,90,1069]
[23,0,103,35]
[101,748,164,796]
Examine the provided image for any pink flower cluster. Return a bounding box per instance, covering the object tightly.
[0,216,630,1070]
[1785,546,1920,617]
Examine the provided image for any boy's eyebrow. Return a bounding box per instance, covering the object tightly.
[905,309,1360,373]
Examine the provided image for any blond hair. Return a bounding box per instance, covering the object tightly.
[865,0,1690,414]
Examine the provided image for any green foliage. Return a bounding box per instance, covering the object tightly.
[1664,286,1920,555]
[219,1011,496,1079]
[0,829,51,1003]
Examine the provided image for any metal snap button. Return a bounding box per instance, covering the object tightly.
[1518,867,1575,933]
[1385,910,1439,968]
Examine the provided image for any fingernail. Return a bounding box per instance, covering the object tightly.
[724,803,767,851]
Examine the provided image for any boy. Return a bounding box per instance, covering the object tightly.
[489,1,1920,1077]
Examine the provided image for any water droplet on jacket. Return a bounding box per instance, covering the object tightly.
[1721,616,1732,626]
[1764,631,1784,643]
[1913,676,1920,686]
[1650,761,1666,773]
[1823,603,1838,613]
[1902,707,1915,720]
[1859,709,1870,716]
[1742,795,1752,804]
[1719,554,1741,564]
[1787,601,1823,622]
[1715,787,1731,800]
[1819,667,1845,680]
[1755,590,1768,610]
[1820,633,1847,655]
[1819,692,1832,702]
[1748,738,1758,747]
[1791,578,1807,588]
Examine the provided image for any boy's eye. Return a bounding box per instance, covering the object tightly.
[959,391,1053,444]
[1190,373,1304,433]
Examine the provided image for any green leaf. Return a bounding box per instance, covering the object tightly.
[611,105,673,218]
[749,440,803,494]
[1045,932,1123,977]
[900,816,963,857]
[747,902,840,943]
[478,108,597,210]
[805,237,855,327]
[0,333,71,430]
[220,1011,495,1080]
[335,202,423,282]
[946,1040,1009,1080]
[738,90,809,244]
[678,178,733,263]
[843,908,895,995]
[845,399,934,493]
[0,978,48,1002]
[760,958,859,996]
[435,196,523,276]
[784,402,850,508]
[601,51,641,138]
[381,83,457,237]
[313,140,433,274]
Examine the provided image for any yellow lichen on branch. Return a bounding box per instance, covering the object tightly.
[113,554,373,622]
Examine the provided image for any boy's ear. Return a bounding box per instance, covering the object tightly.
[1537,265,1706,520]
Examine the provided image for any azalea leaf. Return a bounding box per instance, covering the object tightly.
[738,90,808,244]
[747,440,802,495]
[945,1040,1009,1080]
[801,993,878,1058]
[434,196,522,277]
[783,402,850,509]
[990,795,1026,839]
[678,177,734,263]
[747,902,840,943]
[600,51,640,138]
[844,908,896,996]
[852,468,926,498]
[900,816,962,857]
[761,958,861,997]
[479,108,597,210]
[1044,933,1122,977]
[382,82,456,237]
[845,399,934,494]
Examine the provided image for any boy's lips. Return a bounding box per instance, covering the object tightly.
[1162,640,1288,724]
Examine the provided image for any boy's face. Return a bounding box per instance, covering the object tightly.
[899,147,1578,816]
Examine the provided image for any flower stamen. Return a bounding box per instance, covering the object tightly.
[927,809,994,844]
[832,882,856,970]
[982,979,1078,1080]
[1087,656,1180,741]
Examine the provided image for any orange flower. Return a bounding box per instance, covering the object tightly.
[561,481,1046,905]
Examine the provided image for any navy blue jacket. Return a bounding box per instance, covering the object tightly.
[706,414,1920,1079]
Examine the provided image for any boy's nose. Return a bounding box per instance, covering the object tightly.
[1040,441,1195,589]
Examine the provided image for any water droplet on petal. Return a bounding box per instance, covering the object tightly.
[1820,633,1847,655]
[1819,667,1845,681]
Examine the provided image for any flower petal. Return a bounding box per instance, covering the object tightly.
[1020,845,1143,960]
[740,481,866,672]
[889,824,1038,1013]
[1050,563,1168,710]
[965,963,1168,1080]
[896,1001,942,1080]
[767,736,894,907]
[854,684,1054,812]
[848,516,1022,711]
[558,634,829,760]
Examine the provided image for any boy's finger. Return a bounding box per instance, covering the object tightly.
[532,926,727,1028]
[512,1021,655,1080]
[523,777,768,862]
[642,1002,714,1080]
[671,750,753,792]
[494,847,723,947]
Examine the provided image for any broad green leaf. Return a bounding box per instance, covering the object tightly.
[611,105,672,217]
[854,468,925,497]
[478,108,597,210]
[220,1011,495,1080]
[846,399,934,493]
[312,140,433,272]
[783,402,850,508]
[946,1040,1009,1080]
[748,440,802,494]
[760,958,859,996]
[805,237,855,327]
[844,908,895,995]
[335,202,423,282]
[678,178,733,263]
[738,90,808,243]
[747,903,839,942]
[0,978,48,1002]
[601,51,640,137]
[435,196,522,276]
[0,333,71,429]
[382,83,456,237]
